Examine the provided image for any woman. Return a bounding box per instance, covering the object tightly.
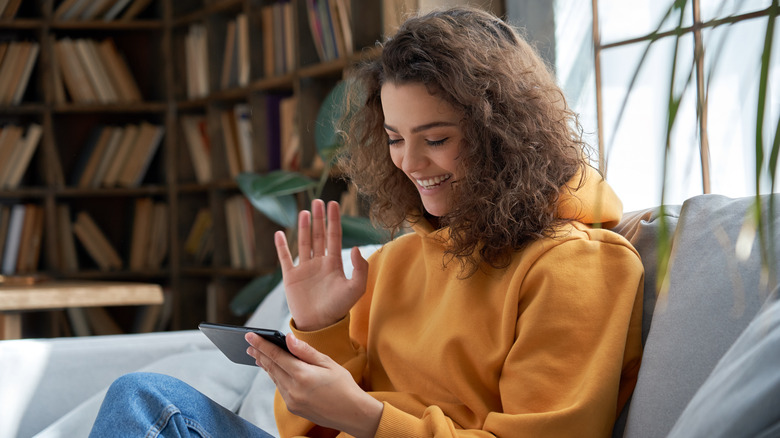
[90,7,643,437]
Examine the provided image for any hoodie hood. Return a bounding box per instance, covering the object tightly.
[557,165,623,228]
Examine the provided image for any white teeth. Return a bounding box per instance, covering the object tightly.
[416,174,452,189]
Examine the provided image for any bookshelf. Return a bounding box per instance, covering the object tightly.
[0,0,382,336]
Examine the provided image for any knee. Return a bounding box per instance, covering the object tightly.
[105,372,176,400]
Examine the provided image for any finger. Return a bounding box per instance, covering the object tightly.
[285,333,333,368]
[311,200,326,257]
[274,231,295,272]
[297,210,312,262]
[326,201,343,259]
[245,333,295,375]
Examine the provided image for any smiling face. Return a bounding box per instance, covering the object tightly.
[381,82,464,217]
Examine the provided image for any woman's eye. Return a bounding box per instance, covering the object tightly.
[426,138,448,147]
[387,138,402,146]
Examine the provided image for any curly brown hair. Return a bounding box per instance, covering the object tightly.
[338,7,590,276]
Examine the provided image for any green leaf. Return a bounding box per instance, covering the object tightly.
[341,215,388,247]
[251,194,299,228]
[237,171,317,227]
[230,268,284,316]
[237,171,317,198]
[315,81,349,160]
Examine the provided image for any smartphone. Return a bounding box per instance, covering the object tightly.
[198,322,291,366]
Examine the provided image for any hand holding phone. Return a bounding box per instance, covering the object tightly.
[199,322,291,366]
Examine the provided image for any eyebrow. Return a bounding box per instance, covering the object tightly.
[384,121,458,134]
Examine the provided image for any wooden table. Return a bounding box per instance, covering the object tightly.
[0,280,164,340]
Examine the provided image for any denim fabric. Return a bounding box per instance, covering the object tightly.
[89,372,274,438]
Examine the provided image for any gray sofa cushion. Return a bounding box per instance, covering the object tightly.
[667,284,780,438]
[622,194,780,438]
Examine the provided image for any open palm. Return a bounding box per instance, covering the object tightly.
[274,200,368,332]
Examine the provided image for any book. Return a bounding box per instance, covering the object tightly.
[233,103,254,173]
[224,197,242,268]
[220,18,237,90]
[261,6,275,77]
[73,210,122,270]
[119,0,153,20]
[90,126,124,187]
[334,0,353,56]
[282,1,296,72]
[96,38,143,102]
[49,36,67,104]
[3,123,43,189]
[10,41,40,105]
[0,125,24,186]
[305,0,326,62]
[77,126,115,188]
[102,123,139,187]
[147,202,168,269]
[69,125,105,186]
[0,205,10,268]
[180,115,212,183]
[56,0,92,20]
[57,204,79,272]
[184,207,212,256]
[280,95,300,171]
[128,197,153,270]
[237,13,249,85]
[0,0,21,19]
[80,0,117,20]
[56,37,99,103]
[74,38,117,103]
[185,23,209,98]
[13,204,36,273]
[221,109,241,178]
[0,42,22,104]
[116,122,164,187]
[17,204,43,273]
[103,0,134,20]
[2,204,25,274]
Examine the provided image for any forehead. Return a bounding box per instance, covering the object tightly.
[380,82,461,125]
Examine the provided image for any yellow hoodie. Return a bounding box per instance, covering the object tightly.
[276,167,644,437]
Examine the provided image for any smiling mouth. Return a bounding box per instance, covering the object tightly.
[416,174,452,189]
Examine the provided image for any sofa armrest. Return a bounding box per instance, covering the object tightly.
[0,330,213,438]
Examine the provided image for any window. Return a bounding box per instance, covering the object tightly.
[555,0,780,211]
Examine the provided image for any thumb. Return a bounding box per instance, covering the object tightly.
[350,246,369,282]
[286,333,331,367]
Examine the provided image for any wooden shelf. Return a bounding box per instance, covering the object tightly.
[0,0,382,335]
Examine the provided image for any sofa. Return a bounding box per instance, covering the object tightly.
[1,193,779,438]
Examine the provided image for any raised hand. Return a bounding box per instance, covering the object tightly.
[274,200,369,331]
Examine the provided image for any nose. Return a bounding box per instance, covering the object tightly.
[401,142,428,174]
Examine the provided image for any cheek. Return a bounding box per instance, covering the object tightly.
[389,148,404,170]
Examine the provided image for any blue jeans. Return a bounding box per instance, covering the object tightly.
[89,372,274,438]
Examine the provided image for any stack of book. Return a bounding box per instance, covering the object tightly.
[53,37,142,104]
[53,0,154,21]
[128,197,168,270]
[305,0,353,63]
[0,0,22,18]
[0,203,44,275]
[71,211,123,271]
[220,104,254,178]
[260,3,295,77]
[220,13,250,89]
[225,195,256,269]
[0,41,40,106]
[69,122,165,188]
[0,124,43,189]
[180,115,212,184]
[185,23,209,99]
[183,207,214,264]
